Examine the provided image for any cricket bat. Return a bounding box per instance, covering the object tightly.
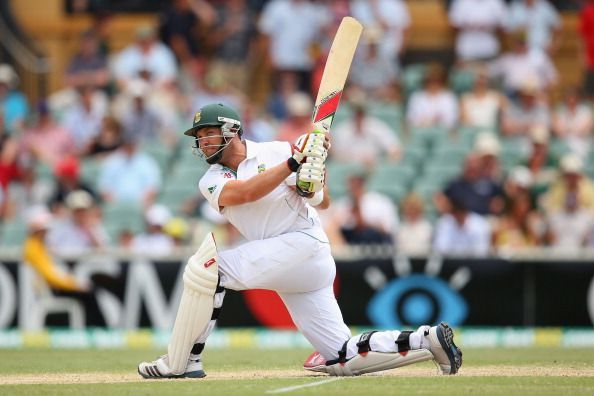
[312,16,363,134]
[298,16,363,193]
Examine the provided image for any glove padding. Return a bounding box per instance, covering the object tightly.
[291,132,328,165]
[297,157,325,194]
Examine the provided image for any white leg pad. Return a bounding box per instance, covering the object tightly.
[311,350,434,376]
[167,233,219,374]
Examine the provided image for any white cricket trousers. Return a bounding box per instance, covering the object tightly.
[218,231,352,360]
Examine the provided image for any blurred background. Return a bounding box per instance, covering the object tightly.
[0,0,594,350]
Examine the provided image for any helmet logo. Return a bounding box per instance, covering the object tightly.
[194,112,201,124]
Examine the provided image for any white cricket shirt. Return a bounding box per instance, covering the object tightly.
[199,140,327,242]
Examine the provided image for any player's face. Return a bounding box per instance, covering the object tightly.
[196,127,224,156]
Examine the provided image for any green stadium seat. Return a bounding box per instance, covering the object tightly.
[0,220,27,247]
[449,68,475,94]
[325,162,366,198]
[101,202,144,234]
[402,63,427,97]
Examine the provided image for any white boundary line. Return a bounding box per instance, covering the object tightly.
[266,377,341,394]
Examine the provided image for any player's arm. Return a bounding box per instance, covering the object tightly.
[218,161,293,207]
[308,184,330,210]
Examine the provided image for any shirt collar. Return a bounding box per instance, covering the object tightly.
[245,140,259,160]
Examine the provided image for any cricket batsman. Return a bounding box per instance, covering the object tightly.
[138,103,462,378]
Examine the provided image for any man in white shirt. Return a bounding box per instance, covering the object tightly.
[137,103,462,378]
[506,0,562,53]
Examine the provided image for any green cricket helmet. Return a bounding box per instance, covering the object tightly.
[185,103,243,164]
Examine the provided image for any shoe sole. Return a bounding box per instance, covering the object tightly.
[435,322,463,374]
[137,366,206,379]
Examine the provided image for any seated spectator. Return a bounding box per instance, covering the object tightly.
[240,102,275,142]
[396,193,433,255]
[97,132,161,207]
[0,63,28,133]
[521,125,558,195]
[46,190,109,256]
[406,63,459,131]
[84,116,123,158]
[552,86,594,160]
[492,189,544,251]
[130,204,175,256]
[545,186,594,250]
[349,26,400,102]
[500,79,551,141]
[448,0,507,64]
[488,31,557,96]
[331,173,398,245]
[191,66,244,111]
[331,100,401,166]
[433,197,491,256]
[506,0,562,54]
[112,24,178,89]
[266,71,301,121]
[436,153,505,216]
[19,101,77,167]
[541,153,594,215]
[64,29,109,91]
[61,85,107,151]
[460,67,507,129]
[164,217,190,247]
[47,157,98,217]
[275,91,314,143]
[119,79,161,144]
[0,111,20,217]
[474,132,503,180]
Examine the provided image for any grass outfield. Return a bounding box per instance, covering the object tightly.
[1,347,593,395]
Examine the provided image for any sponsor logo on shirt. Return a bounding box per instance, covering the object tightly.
[208,185,217,194]
[258,163,266,173]
[203,258,216,268]
[223,172,233,178]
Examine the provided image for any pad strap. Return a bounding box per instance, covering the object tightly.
[356,331,377,354]
[396,330,413,352]
[326,340,349,365]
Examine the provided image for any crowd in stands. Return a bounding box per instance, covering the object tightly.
[2,0,594,259]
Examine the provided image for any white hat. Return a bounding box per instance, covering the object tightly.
[26,205,53,231]
[0,64,18,88]
[287,92,312,117]
[560,153,583,174]
[474,132,501,156]
[126,78,150,98]
[509,166,533,188]
[145,204,172,226]
[66,190,94,210]
[530,125,549,144]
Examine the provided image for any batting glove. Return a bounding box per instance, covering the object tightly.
[287,131,328,172]
[297,158,325,195]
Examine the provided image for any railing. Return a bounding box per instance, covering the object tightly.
[0,1,50,106]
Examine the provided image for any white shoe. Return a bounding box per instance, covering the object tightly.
[426,322,462,375]
[138,355,206,379]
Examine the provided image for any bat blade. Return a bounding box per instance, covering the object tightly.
[312,16,363,134]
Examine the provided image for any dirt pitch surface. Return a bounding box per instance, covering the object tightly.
[2,366,594,385]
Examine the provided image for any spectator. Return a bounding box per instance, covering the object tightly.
[0,111,19,216]
[20,101,77,167]
[119,79,161,143]
[500,79,551,140]
[579,0,594,99]
[545,185,594,249]
[460,67,507,129]
[46,190,109,256]
[350,0,411,66]
[437,153,505,216]
[163,217,190,247]
[191,66,244,111]
[331,101,401,166]
[448,0,508,64]
[331,173,398,245]
[97,132,161,207]
[552,86,594,160]
[159,0,216,80]
[396,193,433,255]
[112,24,178,89]
[64,29,109,91]
[208,0,256,94]
[266,71,301,121]
[0,63,28,133]
[433,197,492,256]
[47,157,98,217]
[406,63,459,131]
[488,31,557,95]
[349,26,400,102]
[541,153,594,215]
[240,102,275,142]
[492,188,543,250]
[275,91,314,143]
[521,125,558,195]
[84,116,124,158]
[61,85,107,151]
[130,204,175,256]
[506,0,562,54]
[258,0,330,92]
[474,132,503,180]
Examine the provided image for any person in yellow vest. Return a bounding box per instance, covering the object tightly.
[23,205,89,292]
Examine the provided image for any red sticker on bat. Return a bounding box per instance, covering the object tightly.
[313,91,342,123]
